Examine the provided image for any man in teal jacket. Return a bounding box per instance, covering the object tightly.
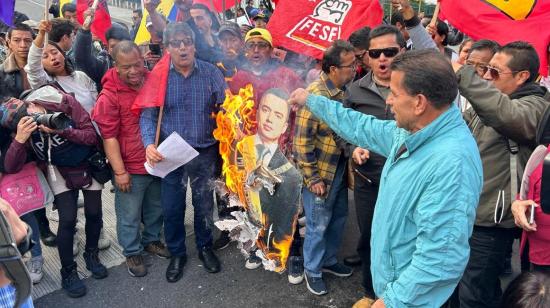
[289,50,483,307]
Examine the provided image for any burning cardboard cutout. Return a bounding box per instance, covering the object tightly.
[213,86,302,272]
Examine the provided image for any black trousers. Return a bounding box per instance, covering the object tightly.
[354,172,379,299]
[458,226,516,308]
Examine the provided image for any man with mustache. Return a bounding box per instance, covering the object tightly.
[140,22,227,283]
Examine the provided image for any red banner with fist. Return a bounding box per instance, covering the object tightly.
[267,0,383,59]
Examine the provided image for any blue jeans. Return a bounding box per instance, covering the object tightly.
[160,144,218,256]
[21,212,42,257]
[114,174,164,257]
[303,157,348,278]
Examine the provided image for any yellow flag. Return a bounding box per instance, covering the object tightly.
[134,0,175,45]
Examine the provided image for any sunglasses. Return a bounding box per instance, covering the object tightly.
[168,38,194,48]
[245,41,271,50]
[485,65,522,80]
[368,47,400,59]
[465,60,489,76]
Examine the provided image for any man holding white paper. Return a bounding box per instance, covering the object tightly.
[139,22,227,283]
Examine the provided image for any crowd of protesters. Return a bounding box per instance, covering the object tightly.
[0,0,550,307]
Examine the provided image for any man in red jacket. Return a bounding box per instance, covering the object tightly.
[92,40,169,278]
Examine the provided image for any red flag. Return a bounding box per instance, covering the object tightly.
[76,0,112,44]
[266,0,383,59]
[193,0,237,13]
[131,53,171,115]
[439,0,550,76]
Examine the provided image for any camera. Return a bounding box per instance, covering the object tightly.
[30,112,72,130]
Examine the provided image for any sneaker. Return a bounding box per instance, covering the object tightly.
[60,263,86,298]
[83,248,108,279]
[322,263,353,277]
[212,231,231,250]
[25,256,44,284]
[245,254,262,270]
[126,255,147,277]
[73,237,80,256]
[98,228,111,250]
[287,256,304,285]
[305,273,327,296]
[144,241,171,259]
[40,229,57,247]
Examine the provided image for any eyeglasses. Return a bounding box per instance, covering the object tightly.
[368,47,400,59]
[168,38,194,48]
[245,41,271,50]
[485,65,522,80]
[465,60,489,76]
[355,51,366,61]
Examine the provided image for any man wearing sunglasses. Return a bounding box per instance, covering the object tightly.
[458,39,500,111]
[229,28,303,107]
[455,41,550,308]
[140,22,227,283]
[288,49,483,308]
[340,2,437,306]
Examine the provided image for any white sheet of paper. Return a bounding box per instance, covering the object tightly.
[144,132,199,178]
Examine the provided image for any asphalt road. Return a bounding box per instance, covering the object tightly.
[34,194,365,308]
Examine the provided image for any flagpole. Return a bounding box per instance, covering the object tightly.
[222,0,226,22]
[44,0,50,43]
[418,0,422,13]
[430,1,440,27]
[84,0,100,29]
[154,106,164,147]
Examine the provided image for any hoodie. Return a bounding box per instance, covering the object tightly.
[92,68,149,175]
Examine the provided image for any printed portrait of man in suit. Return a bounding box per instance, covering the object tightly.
[236,88,302,267]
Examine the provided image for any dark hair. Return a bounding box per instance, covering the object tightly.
[468,39,500,57]
[390,11,404,26]
[190,3,211,15]
[112,40,141,62]
[322,40,354,74]
[50,18,76,43]
[436,20,449,46]
[46,41,75,75]
[368,25,406,49]
[105,25,131,42]
[458,38,474,54]
[348,26,370,50]
[163,22,195,46]
[499,41,540,83]
[390,50,458,109]
[501,271,549,308]
[7,23,34,39]
[261,88,291,119]
[61,3,76,14]
[133,9,143,17]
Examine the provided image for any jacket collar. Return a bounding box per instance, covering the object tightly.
[357,71,385,100]
[399,104,463,159]
[2,53,23,73]
[319,72,344,98]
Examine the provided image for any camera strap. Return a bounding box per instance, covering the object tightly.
[0,211,32,308]
[39,132,57,182]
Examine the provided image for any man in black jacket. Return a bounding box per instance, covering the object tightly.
[0,24,33,99]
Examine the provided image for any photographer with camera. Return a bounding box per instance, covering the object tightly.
[0,93,108,298]
[0,197,34,308]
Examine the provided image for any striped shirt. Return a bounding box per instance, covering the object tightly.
[0,284,34,308]
[140,59,227,148]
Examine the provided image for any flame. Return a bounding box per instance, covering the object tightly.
[213,85,295,272]
[213,84,256,206]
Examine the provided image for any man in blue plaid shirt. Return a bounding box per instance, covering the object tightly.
[140,22,227,283]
